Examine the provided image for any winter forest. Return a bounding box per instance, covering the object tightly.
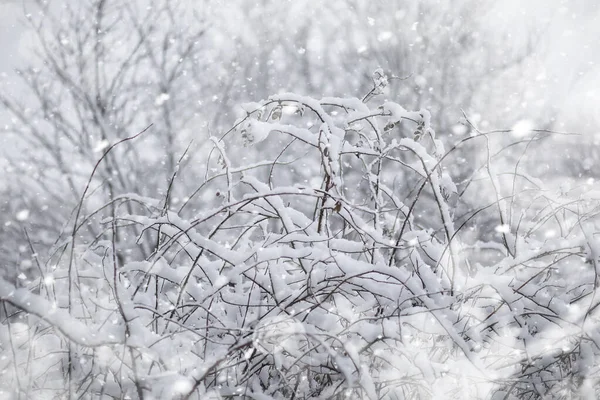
[0,0,600,399]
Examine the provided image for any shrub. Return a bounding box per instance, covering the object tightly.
[1,75,599,399]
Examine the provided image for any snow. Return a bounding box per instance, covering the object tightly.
[495,224,511,234]
[511,120,534,138]
[15,209,29,221]
[0,10,599,397]
[0,278,122,347]
[243,120,273,145]
[154,93,170,106]
[381,101,408,123]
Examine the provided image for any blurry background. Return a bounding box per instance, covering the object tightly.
[0,0,599,280]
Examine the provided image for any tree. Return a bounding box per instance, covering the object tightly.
[0,0,211,280]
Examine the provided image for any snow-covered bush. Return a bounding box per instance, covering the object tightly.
[2,76,600,399]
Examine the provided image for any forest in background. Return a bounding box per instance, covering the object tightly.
[1,1,600,399]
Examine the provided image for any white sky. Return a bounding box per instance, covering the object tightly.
[0,0,599,131]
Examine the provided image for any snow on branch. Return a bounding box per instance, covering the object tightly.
[0,278,122,347]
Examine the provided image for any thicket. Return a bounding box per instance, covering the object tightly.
[2,70,599,399]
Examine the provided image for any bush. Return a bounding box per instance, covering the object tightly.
[1,77,599,399]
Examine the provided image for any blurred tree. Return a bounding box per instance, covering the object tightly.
[0,0,211,281]
[0,0,567,282]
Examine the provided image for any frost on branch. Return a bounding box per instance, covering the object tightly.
[2,82,600,399]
